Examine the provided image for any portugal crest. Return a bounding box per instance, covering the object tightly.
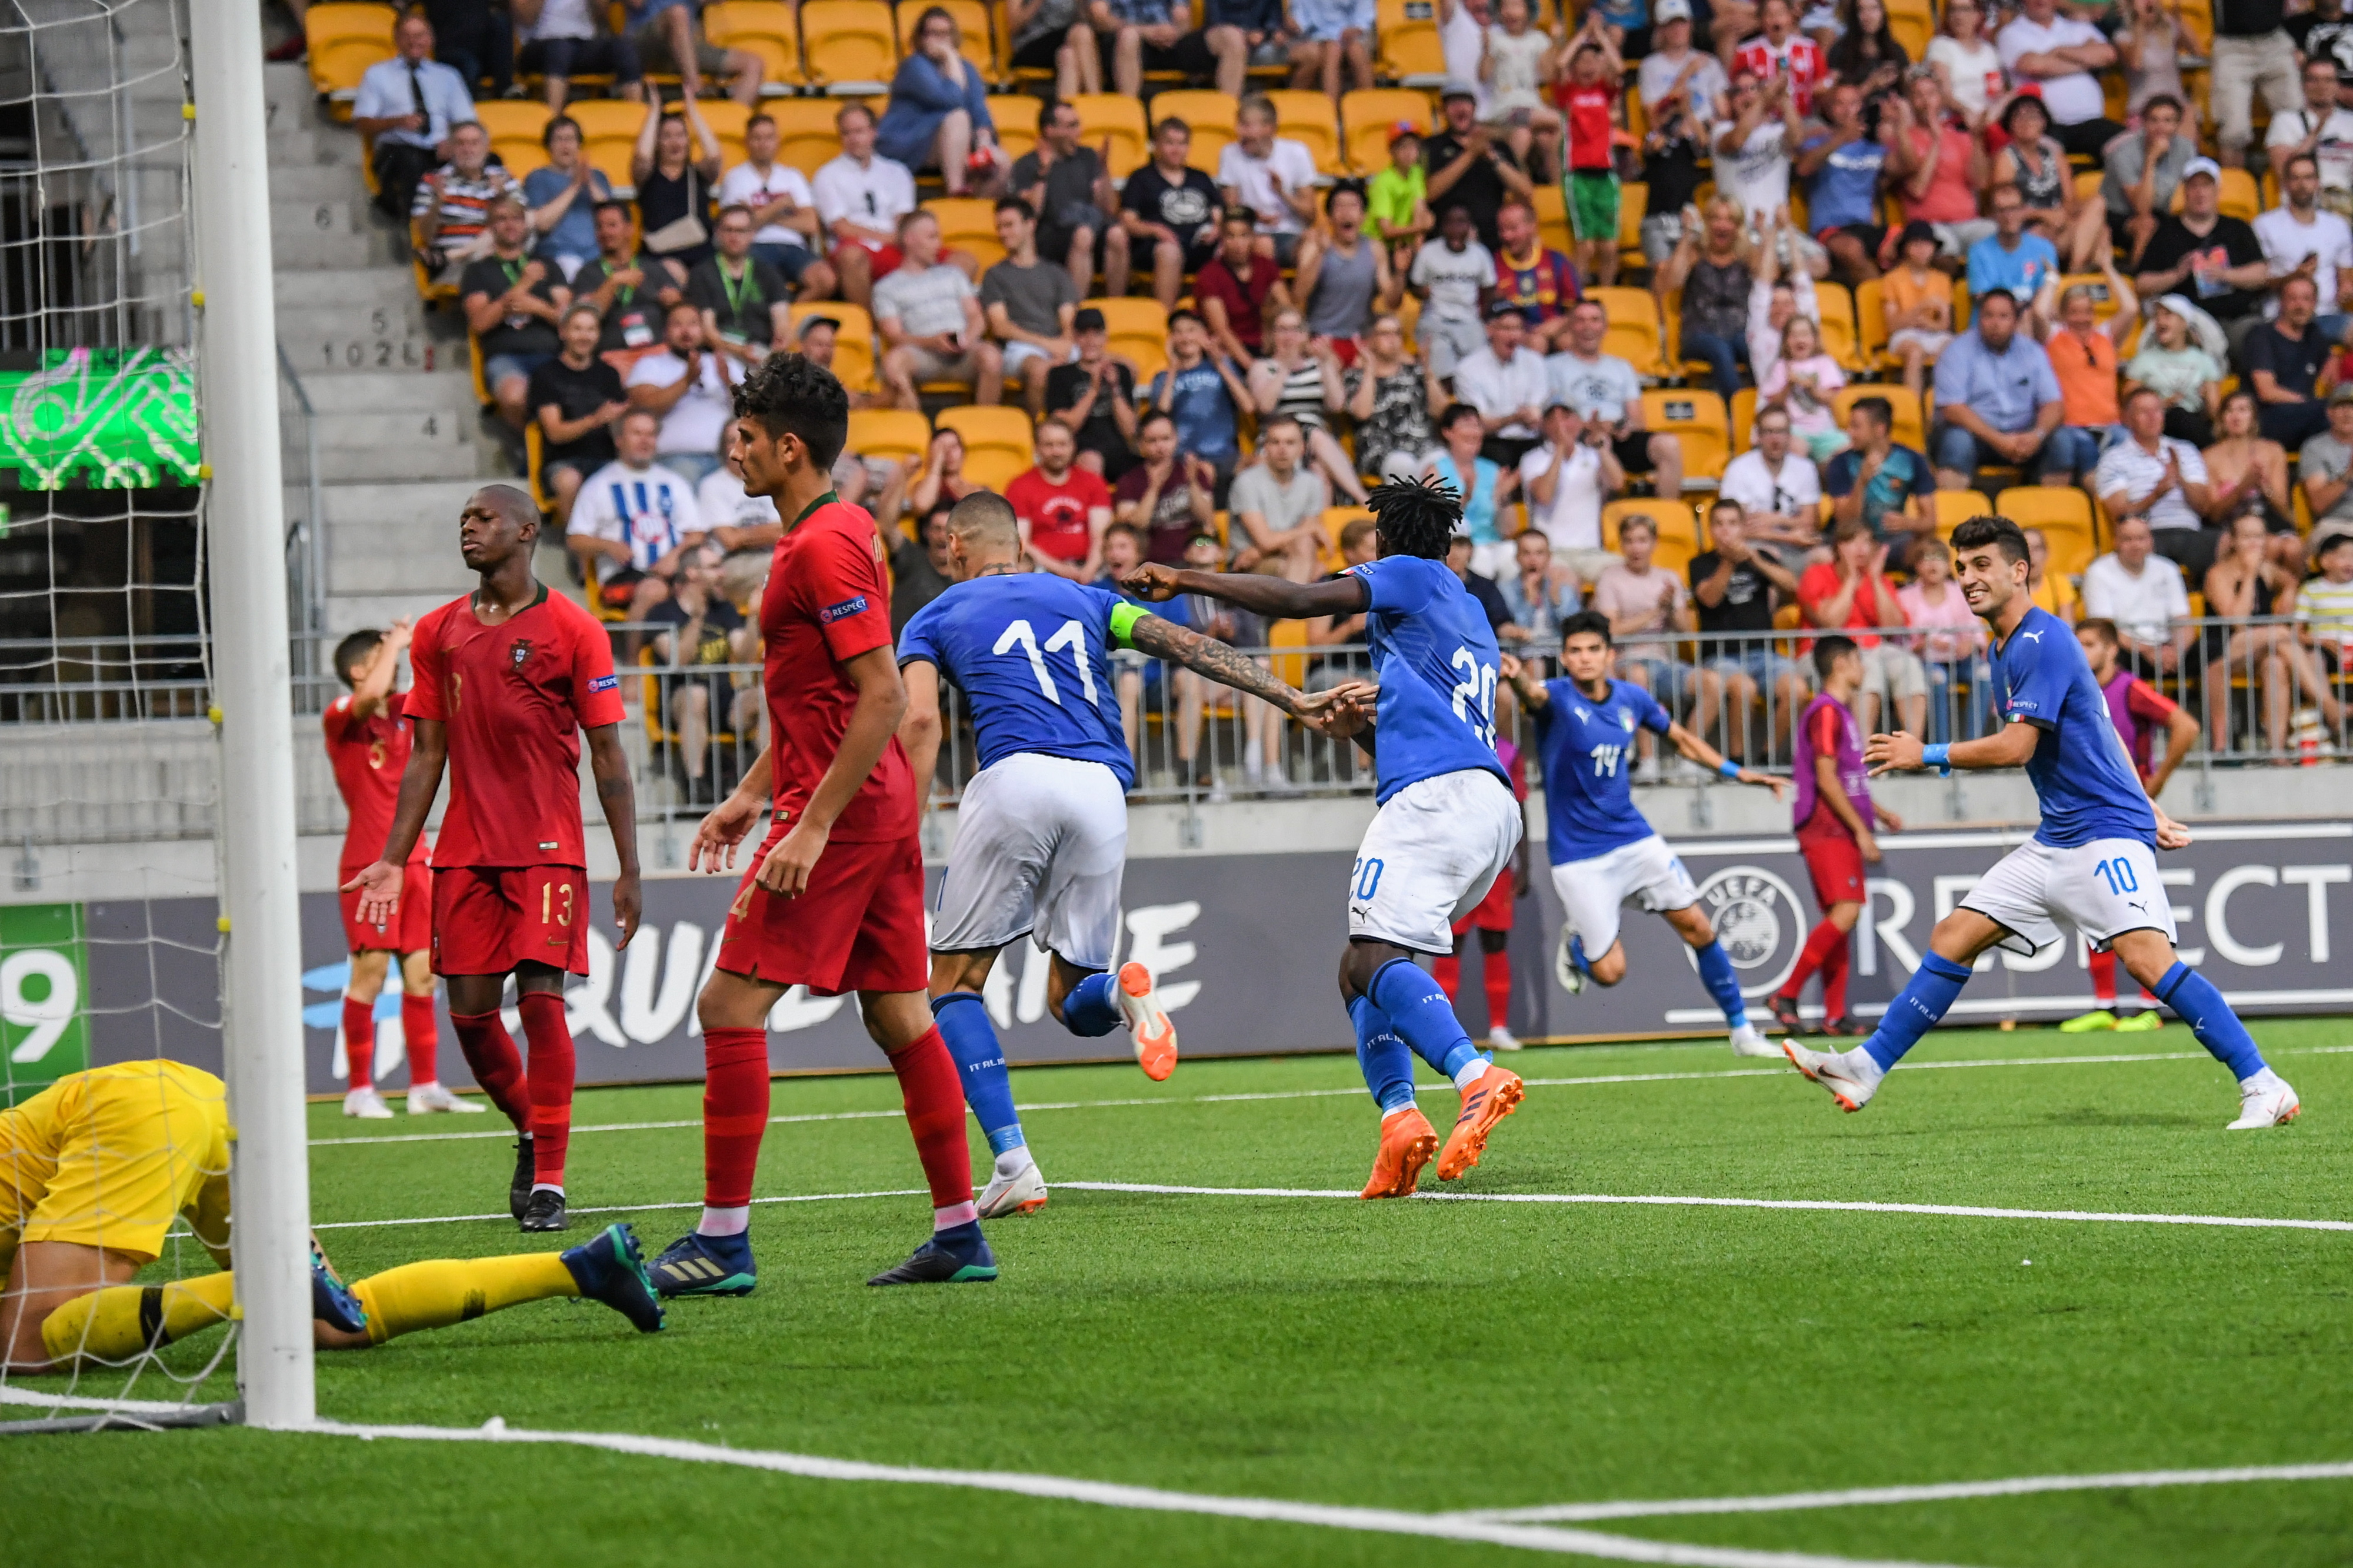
[509,638,533,669]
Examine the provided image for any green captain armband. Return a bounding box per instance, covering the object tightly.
[1108,600,1152,649]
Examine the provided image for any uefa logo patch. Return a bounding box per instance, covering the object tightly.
[1688,866,1803,996]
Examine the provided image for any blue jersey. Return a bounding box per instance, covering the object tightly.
[897,575,1139,790]
[1531,677,1673,863]
[1349,554,1507,804]
[1989,606,2156,849]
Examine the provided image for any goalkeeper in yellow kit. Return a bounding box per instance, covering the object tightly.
[1,1061,662,1372]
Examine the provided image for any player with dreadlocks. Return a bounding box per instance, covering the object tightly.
[1121,476,1527,1197]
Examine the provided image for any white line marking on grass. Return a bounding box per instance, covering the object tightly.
[304,1419,1962,1568]
[310,1190,924,1230]
[1456,1462,2353,1523]
[0,1386,204,1415]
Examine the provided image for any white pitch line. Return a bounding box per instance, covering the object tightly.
[302,1418,1961,1568]
[1457,1462,2353,1523]
[309,1188,925,1230]
[0,1386,206,1415]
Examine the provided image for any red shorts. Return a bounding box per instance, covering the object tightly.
[715,829,927,996]
[1326,336,1361,368]
[340,859,432,953]
[1796,823,1867,912]
[431,865,592,977]
[1451,865,1516,934]
[831,241,903,282]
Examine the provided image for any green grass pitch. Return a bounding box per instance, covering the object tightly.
[6,1020,2352,1566]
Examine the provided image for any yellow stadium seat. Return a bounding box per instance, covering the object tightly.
[476,101,554,179]
[895,0,995,76]
[761,98,846,175]
[1588,286,1665,378]
[1068,94,1150,178]
[1267,616,1312,687]
[938,406,1036,486]
[1642,389,1730,486]
[1994,488,2101,578]
[988,96,1039,165]
[700,99,754,171]
[1617,181,1648,271]
[568,99,651,192]
[307,2,396,112]
[1931,489,1994,538]
[1852,276,1891,368]
[1086,297,1172,382]
[1151,90,1240,176]
[1341,89,1431,176]
[2057,272,2124,321]
[1831,385,1927,453]
[926,196,1006,270]
[1602,498,1705,556]
[1889,9,1929,58]
[1262,89,1344,175]
[1816,282,1866,372]
[1731,386,1756,452]
[704,1,803,88]
[845,408,934,468]
[802,0,898,94]
[1319,506,1375,570]
[1374,0,1449,85]
[1532,182,1571,255]
[2177,0,2213,51]
[788,301,878,391]
[2168,166,2260,222]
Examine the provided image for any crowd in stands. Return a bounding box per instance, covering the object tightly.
[303,0,2353,780]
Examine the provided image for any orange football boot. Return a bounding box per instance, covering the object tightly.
[1436,1063,1524,1180]
[1118,961,1178,1081]
[1360,1106,1439,1199]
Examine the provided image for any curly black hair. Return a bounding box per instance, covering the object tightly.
[732,353,850,470]
[1365,474,1464,561]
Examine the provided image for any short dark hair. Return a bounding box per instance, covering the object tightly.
[1169,307,1204,330]
[1223,207,1258,231]
[1812,632,1858,681]
[542,113,581,148]
[1951,513,2030,564]
[746,112,774,133]
[1562,609,1613,648]
[733,353,851,469]
[1974,287,2018,314]
[2077,616,2120,646]
[2122,384,2164,409]
[1366,475,1465,560]
[1325,179,1367,214]
[1707,498,1742,528]
[334,629,384,688]
[2288,151,2321,178]
[1260,412,1304,439]
[995,195,1036,223]
[1438,401,1482,432]
[2142,92,2184,118]
[836,102,874,131]
[2322,531,2353,560]
[592,198,633,222]
[1104,520,1145,549]
[1138,408,1176,435]
[1154,115,1191,138]
[1849,395,1893,431]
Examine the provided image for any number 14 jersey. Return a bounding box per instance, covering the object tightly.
[1531,676,1673,864]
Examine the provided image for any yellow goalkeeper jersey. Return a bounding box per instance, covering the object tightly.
[0,1059,231,1265]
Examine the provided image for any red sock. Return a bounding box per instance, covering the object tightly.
[401,992,438,1085]
[1433,952,1461,1000]
[1482,948,1511,1033]
[449,1009,529,1127]
[516,992,575,1189]
[1819,927,1852,1020]
[1781,919,1845,1002]
[2088,946,2117,1005]
[888,1026,975,1216]
[702,1027,771,1209]
[341,996,375,1090]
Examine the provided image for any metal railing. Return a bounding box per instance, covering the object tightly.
[276,342,325,677]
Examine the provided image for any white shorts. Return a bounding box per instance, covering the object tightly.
[1959,836,2177,959]
[1002,340,1077,378]
[1348,769,1523,955]
[930,752,1129,970]
[1548,833,1699,958]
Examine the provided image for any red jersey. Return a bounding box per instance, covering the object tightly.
[1005,466,1111,564]
[758,493,919,844]
[403,586,625,869]
[323,689,428,873]
[1731,35,1825,116]
[1561,82,1618,171]
[1494,245,1581,324]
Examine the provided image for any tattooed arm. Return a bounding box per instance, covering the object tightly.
[1125,611,1321,716]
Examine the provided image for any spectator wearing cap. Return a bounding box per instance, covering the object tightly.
[1928,286,2069,489]
[983,196,1083,418]
[352,12,478,223]
[1994,0,2122,159]
[2124,293,2229,446]
[1423,86,1535,252]
[1452,300,1551,468]
[792,315,884,422]
[1195,208,1291,361]
[1046,307,1142,481]
[2100,94,2195,271]
[2136,159,2271,358]
[1490,196,1579,354]
[1119,117,1226,312]
[1295,182,1395,358]
[1367,121,1434,270]
[2263,57,2353,195]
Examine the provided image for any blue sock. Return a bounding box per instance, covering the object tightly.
[1692,940,1749,1030]
[931,994,1023,1153]
[1368,958,1488,1083]
[2154,962,2268,1080]
[1349,995,1418,1116]
[1862,952,1974,1071]
[1568,935,1592,978]
[1062,970,1123,1037]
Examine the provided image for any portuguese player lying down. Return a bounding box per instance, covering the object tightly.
[1,1061,662,1372]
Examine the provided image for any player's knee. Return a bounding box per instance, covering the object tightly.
[1589,948,1628,985]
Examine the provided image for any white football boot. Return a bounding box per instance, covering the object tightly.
[1729,1022,1781,1058]
[2227,1069,2302,1130]
[1554,926,1587,995]
[1487,1024,1523,1052]
[978,1155,1048,1218]
[342,1087,394,1119]
[407,1082,487,1114]
[1782,1040,1883,1112]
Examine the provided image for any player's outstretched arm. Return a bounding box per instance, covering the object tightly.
[1117,561,1369,622]
[757,645,906,898]
[692,745,772,873]
[1497,652,1549,712]
[585,723,641,949]
[1124,612,1323,719]
[1664,719,1790,799]
[1865,720,2037,776]
[342,717,449,923]
[896,659,945,815]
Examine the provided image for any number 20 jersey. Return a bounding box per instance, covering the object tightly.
[1348,554,1507,805]
[1532,676,1673,864]
[896,574,1138,791]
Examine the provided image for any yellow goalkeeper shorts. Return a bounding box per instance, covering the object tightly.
[0,1060,230,1265]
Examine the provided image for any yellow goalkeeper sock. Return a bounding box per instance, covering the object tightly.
[349,1252,577,1346]
[40,1272,236,1365]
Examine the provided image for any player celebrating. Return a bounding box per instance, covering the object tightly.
[4,1060,661,1373]
[1123,476,1528,1200]
[1434,735,1531,1053]
[651,355,994,1296]
[1784,516,2301,1130]
[897,492,1341,1219]
[1498,615,1788,1059]
[2061,616,2200,1033]
[321,622,482,1119]
[344,486,642,1233]
[1767,635,1904,1037]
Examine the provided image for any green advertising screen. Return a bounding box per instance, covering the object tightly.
[0,348,202,490]
[1,902,91,1106]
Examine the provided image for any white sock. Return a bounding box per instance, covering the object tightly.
[697,1205,751,1237]
[530,1182,564,1197]
[935,1200,979,1230]
[1451,1058,1489,1091]
[2241,1066,2286,1093]
[993,1146,1035,1179]
[411,1080,440,1092]
[1838,1048,1885,1086]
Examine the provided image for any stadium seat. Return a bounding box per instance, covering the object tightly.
[1831,384,1927,453]
[1532,183,1571,255]
[1602,497,1704,555]
[1067,94,1150,178]
[1730,386,1757,452]
[1852,276,1891,368]
[700,100,754,171]
[926,196,1006,270]
[846,408,933,468]
[1340,89,1430,175]
[939,406,1035,489]
[1642,390,1729,488]
[1268,617,1312,688]
[802,1,898,94]
[306,2,395,113]
[1617,181,1648,273]
[475,101,554,179]
[569,99,651,192]
[1262,90,1344,175]
[1816,283,1866,372]
[2167,167,2259,222]
[524,420,554,516]
[988,97,1039,165]
[1087,297,1171,382]
[1995,488,2101,578]
[764,98,845,175]
[1151,90,1239,175]
[1931,489,1994,538]
[703,1,803,89]
[1319,505,1374,571]
[1587,286,1665,378]
[788,301,878,391]
[894,0,995,76]
[1374,0,1449,86]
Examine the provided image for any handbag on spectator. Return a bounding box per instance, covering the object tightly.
[642,169,708,256]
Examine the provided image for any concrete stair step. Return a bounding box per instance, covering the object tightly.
[312,443,502,483]
[268,125,367,169]
[309,408,479,449]
[274,228,395,269]
[321,478,494,530]
[275,298,441,345]
[272,266,436,309]
[322,593,472,635]
[284,358,478,407]
[272,196,366,239]
[269,162,370,201]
